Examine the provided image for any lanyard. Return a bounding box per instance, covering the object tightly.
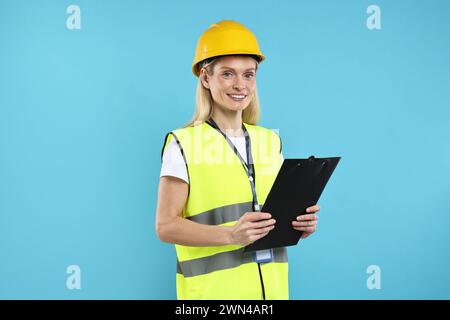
[206,118,273,269]
[205,118,261,212]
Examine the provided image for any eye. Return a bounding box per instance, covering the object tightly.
[222,71,234,78]
[244,73,255,80]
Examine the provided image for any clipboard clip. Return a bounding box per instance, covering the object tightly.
[309,155,328,170]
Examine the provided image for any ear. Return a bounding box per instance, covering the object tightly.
[200,69,210,89]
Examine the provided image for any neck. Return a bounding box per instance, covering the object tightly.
[210,107,244,137]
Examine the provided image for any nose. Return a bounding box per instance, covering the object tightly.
[232,76,246,91]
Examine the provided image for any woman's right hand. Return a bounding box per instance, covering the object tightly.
[228,212,276,246]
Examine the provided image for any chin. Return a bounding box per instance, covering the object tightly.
[229,101,250,111]
[217,99,250,112]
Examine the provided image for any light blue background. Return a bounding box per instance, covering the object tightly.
[1,0,449,299]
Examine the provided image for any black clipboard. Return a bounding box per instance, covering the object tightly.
[244,155,341,252]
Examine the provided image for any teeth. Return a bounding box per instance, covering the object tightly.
[229,95,245,99]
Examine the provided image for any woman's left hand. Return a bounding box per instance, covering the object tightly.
[292,204,320,239]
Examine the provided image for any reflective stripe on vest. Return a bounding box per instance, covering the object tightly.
[187,201,252,225]
[177,247,288,278]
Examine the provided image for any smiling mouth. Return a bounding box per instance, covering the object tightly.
[227,94,247,101]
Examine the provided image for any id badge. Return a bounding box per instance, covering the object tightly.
[254,249,273,263]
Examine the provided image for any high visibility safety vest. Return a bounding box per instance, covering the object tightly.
[160,121,288,300]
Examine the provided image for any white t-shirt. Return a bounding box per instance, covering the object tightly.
[160,135,284,184]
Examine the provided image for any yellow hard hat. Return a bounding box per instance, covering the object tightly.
[192,20,265,77]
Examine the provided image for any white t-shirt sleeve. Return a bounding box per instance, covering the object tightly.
[160,137,189,184]
[160,136,284,185]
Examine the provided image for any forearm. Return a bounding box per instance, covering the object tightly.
[157,216,233,246]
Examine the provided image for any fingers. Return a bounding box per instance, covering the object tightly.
[306,204,320,213]
[239,207,320,245]
[292,220,317,227]
[249,224,275,235]
[242,211,272,222]
[294,210,318,236]
[296,213,318,221]
[293,226,317,233]
[300,232,311,239]
[292,217,317,232]
[248,230,271,243]
[251,218,276,229]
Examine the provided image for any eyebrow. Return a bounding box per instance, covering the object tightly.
[218,66,256,72]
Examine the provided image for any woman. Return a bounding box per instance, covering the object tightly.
[156,20,320,300]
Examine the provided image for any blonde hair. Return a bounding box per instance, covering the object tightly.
[183,56,261,128]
